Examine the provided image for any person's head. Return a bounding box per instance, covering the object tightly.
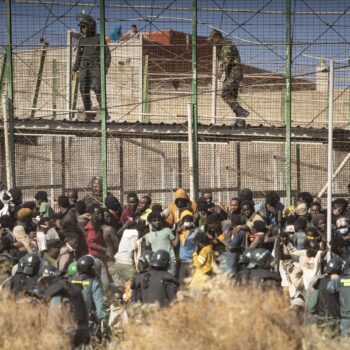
[77,255,95,277]
[105,194,122,217]
[312,214,327,234]
[35,191,48,205]
[294,216,308,233]
[174,189,190,209]
[103,208,117,227]
[38,265,61,289]
[90,176,102,197]
[252,220,266,235]
[229,197,241,215]
[325,256,343,275]
[0,215,11,234]
[130,24,138,33]
[89,204,104,225]
[149,250,170,271]
[306,227,319,241]
[65,232,79,251]
[194,231,211,249]
[294,203,308,217]
[147,211,164,231]
[9,187,22,206]
[57,195,70,213]
[180,210,194,229]
[230,214,242,228]
[253,249,274,269]
[46,239,62,259]
[336,217,349,236]
[207,28,223,45]
[197,198,209,221]
[238,188,253,203]
[75,200,87,216]
[332,198,348,217]
[280,230,290,244]
[37,217,51,233]
[127,192,139,212]
[304,240,320,258]
[201,192,213,206]
[138,250,153,272]
[22,253,41,276]
[0,235,13,252]
[297,192,313,208]
[241,200,254,219]
[309,201,321,217]
[205,213,222,237]
[17,208,32,226]
[137,195,152,214]
[265,191,280,208]
[66,190,78,206]
[330,236,346,256]
[78,14,96,36]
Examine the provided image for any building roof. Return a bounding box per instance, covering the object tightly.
[141,29,315,91]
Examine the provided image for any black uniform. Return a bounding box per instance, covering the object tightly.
[236,266,281,290]
[139,269,179,307]
[10,272,38,296]
[44,278,89,347]
[73,30,111,116]
[131,271,145,302]
[308,275,340,333]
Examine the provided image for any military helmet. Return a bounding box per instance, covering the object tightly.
[67,261,78,277]
[149,250,170,269]
[77,255,95,275]
[247,248,273,269]
[22,253,41,276]
[77,14,96,33]
[326,256,343,275]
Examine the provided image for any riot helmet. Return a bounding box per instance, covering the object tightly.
[149,250,170,270]
[67,261,78,277]
[325,256,343,275]
[22,253,41,276]
[247,249,273,269]
[138,250,153,271]
[77,14,96,35]
[77,255,95,275]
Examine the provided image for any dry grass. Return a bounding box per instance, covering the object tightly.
[0,294,71,350]
[117,276,349,350]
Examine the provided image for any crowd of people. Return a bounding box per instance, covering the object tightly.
[1,177,350,347]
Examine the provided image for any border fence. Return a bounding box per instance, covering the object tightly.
[1,0,350,207]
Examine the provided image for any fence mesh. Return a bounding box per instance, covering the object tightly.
[1,0,350,206]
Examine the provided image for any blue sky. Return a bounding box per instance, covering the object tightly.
[1,0,350,76]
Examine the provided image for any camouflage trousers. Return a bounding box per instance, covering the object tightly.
[221,70,243,112]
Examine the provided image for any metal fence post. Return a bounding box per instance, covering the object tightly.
[100,0,108,203]
[327,60,334,262]
[5,0,15,188]
[284,0,292,205]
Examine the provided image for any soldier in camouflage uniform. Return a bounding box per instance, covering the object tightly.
[208,29,249,126]
[72,14,111,121]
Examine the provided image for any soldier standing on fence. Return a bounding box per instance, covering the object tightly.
[208,29,249,127]
[72,14,111,121]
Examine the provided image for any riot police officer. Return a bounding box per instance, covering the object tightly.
[138,250,179,307]
[70,255,108,329]
[10,253,41,295]
[328,257,350,336]
[236,248,281,289]
[131,250,153,302]
[308,256,341,334]
[39,265,90,348]
[72,14,111,121]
